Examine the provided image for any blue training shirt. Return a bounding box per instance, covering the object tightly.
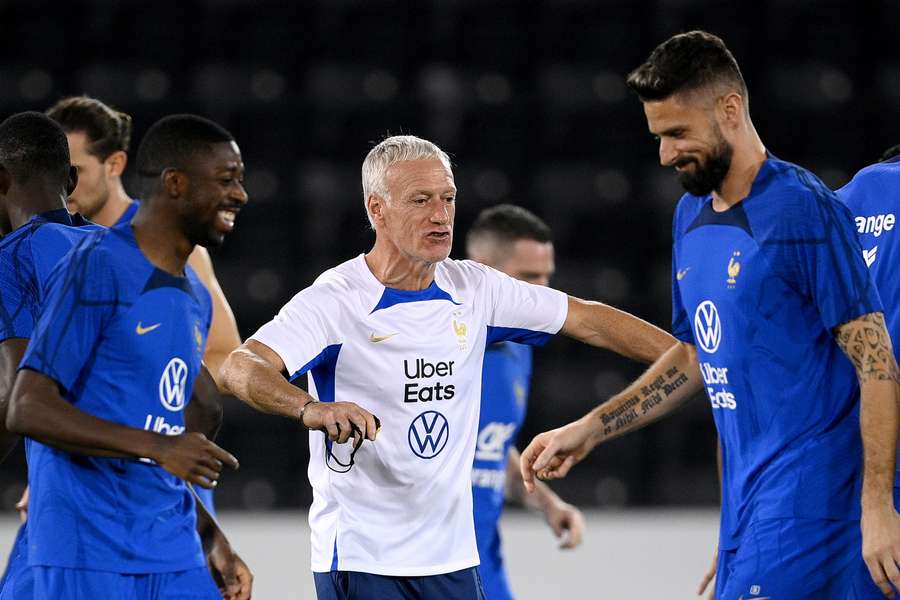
[471,342,531,600]
[0,209,99,343]
[836,154,900,488]
[671,156,880,550]
[20,222,213,573]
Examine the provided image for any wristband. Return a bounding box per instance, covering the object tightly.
[299,400,319,429]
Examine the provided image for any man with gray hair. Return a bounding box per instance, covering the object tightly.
[221,134,677,599]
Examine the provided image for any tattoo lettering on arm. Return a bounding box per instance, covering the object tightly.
[599,366,690,437]
[834,312,900,384]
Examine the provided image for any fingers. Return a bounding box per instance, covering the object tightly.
[562,510,585,549]
[883,558,900,598]
[208,443,240,470]
[519,443,539,493]
[531,438,561,474]
[347,410,371,442]
[865,557,892,598]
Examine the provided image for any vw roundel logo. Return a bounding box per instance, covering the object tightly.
[159,357,189,412]
[693,300,722,354]
[408,411,449,459]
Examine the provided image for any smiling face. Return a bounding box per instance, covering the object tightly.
[180,141,248,248]
[371,159,457,264]
[643,93,734,196]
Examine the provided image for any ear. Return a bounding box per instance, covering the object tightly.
[717,92,745,129]
[161,168,188,199]
[105,150,128,178]
[367,192,387,226]
[0,164,11,197]
[66,166,78,197]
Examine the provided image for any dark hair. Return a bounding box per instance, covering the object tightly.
[626,30,747,102]
[0,111,70,184]
[880,144,900,162]
[46,95,132,160]
[467,204,552,252]
[135,114,234,182]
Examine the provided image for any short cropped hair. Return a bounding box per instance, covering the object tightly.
[0,111,70,185]
[626,30,747,103]
[880,144,900,162]
[135,114,234,186]
[361,135,452,227]
[466,204,552,259]
[46,95,132,160]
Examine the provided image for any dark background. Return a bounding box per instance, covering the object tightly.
[1,0,898,510]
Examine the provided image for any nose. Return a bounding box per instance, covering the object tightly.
[659,138,677,167]
[230,180,249,206]
[430,199,450,224]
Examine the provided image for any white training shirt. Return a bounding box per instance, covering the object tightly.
[251,254,568,576]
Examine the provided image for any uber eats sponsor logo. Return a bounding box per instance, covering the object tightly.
[403,358,456,402]
[856,213,895,237]
[700,361,736,410]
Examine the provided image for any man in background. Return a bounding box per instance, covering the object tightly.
[838,145,900,597]
[466,204,585,600]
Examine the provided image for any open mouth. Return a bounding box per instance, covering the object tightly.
[427,231,450,240]
[216,207,240,232]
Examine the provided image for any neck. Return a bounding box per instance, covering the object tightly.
[130,201,194,276]
[5,184,68,232]
[365,237,438,290]
[711,124,767,211]
[92,179,133,227]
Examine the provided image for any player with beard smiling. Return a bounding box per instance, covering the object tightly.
[520,31,900,599]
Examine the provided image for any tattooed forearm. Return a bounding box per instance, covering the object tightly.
[595,365,692,438]
[834,312,900,384]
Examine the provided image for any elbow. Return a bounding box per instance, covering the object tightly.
[218,349,244,396]
[6,392,32,436]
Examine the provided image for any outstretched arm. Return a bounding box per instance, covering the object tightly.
[221,340,379,443]
[561,296,677,364]
[833,312,900,597]
[520,341,703,492]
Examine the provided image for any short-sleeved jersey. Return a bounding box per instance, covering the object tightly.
[251,254,567,576]
[20,222,213,573]
[0,209,99,343]
[471,341,531,600]
[671,157,880,550]
[836,155,900,487]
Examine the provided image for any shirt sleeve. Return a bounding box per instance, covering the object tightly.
[480,263,568,346]
[19,240,119,392]
[249,284,340,378]
[775,189,882,329]
[0,246,36,343]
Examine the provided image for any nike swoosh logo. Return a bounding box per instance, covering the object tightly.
[676,267,691,280]
[136,322,162,335]
[368,332,398,343]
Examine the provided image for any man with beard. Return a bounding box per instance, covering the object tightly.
[220,135,676,599]
[520,31,900,599]
[837,144,900,598]
[6,115,251,599]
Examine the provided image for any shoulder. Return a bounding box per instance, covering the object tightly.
[837,161,900,208]
[672,193,706,239]
[761,159,851,233]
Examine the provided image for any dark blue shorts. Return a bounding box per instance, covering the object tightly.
[0,523,31,600]
[715,517,859,599]
[314,567,485,600]
[31,565,219,600]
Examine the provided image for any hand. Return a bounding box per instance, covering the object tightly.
[696,547,717,599]
[544,499,585,549]
[302,401,379,444]
[151,432,239,489]
[15,486,28,523]
[862,505,900,597]
[208,537,253,600]
[520,418,598,493]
